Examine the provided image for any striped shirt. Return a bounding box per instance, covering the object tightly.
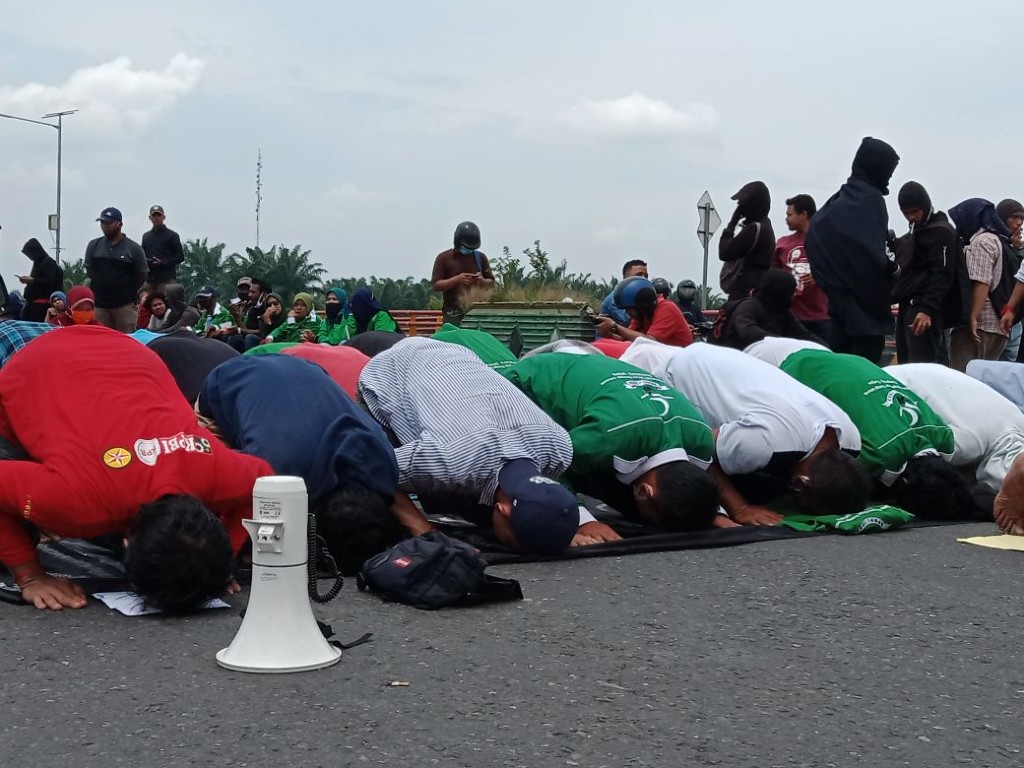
[0,321,54,369]
[358,337,573,503]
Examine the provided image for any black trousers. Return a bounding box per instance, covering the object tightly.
[894,304,947,364]
[830,317,886,365]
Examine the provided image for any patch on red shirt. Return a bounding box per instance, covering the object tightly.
[102,447,133,469]
[134,433,213,466]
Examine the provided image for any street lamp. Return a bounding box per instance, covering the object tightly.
[0,108,77,264]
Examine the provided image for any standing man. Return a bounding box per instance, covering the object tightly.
[773,194,830,343]
[600,259,649,327]
[431,221,495,326]
[719,181,775,301]
[85,207,149,333]
[948,198,1015,370]
[806,137,901,363]
[19,238,63,323]
[141,205,185,292]
[891,182,956,364]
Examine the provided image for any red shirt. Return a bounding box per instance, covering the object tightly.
[630,296,693,346]
[773,232,830,322]
[0,326,272,572]
[282,344,370,400]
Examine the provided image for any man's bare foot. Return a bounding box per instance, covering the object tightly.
[994,455,1024,534]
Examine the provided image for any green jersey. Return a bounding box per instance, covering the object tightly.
[432,323,516,372]
[317,316,357,345]
[780,350,954,482]
[244,342,296,356]
[504,353,714,483]
[193,303,234,335]
[266,314,320,344]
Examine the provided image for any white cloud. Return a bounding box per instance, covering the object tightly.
[0,54,205,133]
[562,92,719,138]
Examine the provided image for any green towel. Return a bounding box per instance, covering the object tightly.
[779,504,914,534]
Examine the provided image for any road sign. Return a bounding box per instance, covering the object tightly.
[696,191,721,249]
[696,191,721,311]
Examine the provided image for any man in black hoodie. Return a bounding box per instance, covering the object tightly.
[18,238,63,323]
[716,268,825,351]
[806,137,900,364]
[891,181,956,364]
[718,181,775,301]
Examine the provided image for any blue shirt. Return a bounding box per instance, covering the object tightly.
[199,355,398,503]
[600,290,629,325]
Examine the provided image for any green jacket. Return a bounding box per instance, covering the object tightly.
[266,314,321,344]
[317,316,357,345]
[193,303,234,335]
[780,349,954,483]
[360,311,399,334]
[504,353,714,483]
[432,323,516,372]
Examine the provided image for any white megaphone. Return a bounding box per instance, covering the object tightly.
[216,476,342,673]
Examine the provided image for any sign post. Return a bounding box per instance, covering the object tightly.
[696,191,721,310]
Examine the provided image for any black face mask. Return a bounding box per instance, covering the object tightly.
[325,303,342,320]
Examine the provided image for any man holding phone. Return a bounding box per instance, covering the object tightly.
[431,221,494,326]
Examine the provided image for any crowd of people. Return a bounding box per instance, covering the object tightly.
[3,135,1024,617]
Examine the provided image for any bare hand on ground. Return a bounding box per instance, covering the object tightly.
[20,575,88,610]
[570,521,622,547]
[731,504,783,526]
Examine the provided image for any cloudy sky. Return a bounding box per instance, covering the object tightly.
[1,1,1019,293]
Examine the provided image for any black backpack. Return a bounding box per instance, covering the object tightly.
[356,531,523,610]
[708,297,745,344]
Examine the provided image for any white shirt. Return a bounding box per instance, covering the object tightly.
[966,360,1024,414]
[886,363,1024,492]
[743,337,830,368]
[620,338,860,475]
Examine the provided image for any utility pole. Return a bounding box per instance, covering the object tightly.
[255,149,263,248]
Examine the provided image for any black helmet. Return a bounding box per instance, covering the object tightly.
[454,221,481,250]
[651,277,672,298]
[676,279,698,301]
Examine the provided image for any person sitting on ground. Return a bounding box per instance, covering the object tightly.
[745,337,972,520]
[144,291,168,331]
[263,291,319,344]
[672,279,704,327]
[504,351,720,530]
[45,291,69,326]
[144,328,240,404]
[199,355,403,572]
[56,285,100,327]
[431,322,517,371]
[257,292,286,342]
[229,278,272,352]
[885,362,1024,533]
[620,338,869,525]
[350,287,400,335]
[0,319,55,369]
[594,277,693,347]
[714,268,825,351]
[304,287,355,345]
[0,326,272,611]
[136,288,152,330]
[149,283,200,334]
[359,337,606,552]
[192,286,235,340]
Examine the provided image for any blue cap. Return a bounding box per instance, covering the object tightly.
[498,459,579,555]
[194,285,217,299]
[96,207,122,223]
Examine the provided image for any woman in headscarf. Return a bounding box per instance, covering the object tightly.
[46,291,70,326]
[263,292,319,344]
[305,287,356,344]
[149,283,201,334]
[350,287,400,335]
[56,286,100,326]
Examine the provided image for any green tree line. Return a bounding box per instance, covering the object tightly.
[60,238,725,310]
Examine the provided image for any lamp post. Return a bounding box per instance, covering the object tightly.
[0,108,77,264]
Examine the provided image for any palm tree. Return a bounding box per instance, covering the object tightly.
[61,258,89,290]
[179,238,229,299]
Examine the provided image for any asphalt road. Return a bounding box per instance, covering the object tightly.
[2,522,1022,768]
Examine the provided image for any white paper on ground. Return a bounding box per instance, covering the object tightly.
[92,591,230,616]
